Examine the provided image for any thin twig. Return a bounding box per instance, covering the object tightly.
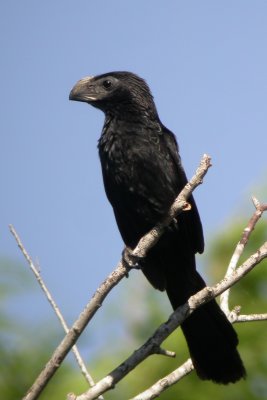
[155,347,176,358]
[9,225,102,396]
[71,241,267,400]
[232,310,267,323]
[220,197,267,314]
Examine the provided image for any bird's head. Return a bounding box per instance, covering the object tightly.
[69,71,158,118]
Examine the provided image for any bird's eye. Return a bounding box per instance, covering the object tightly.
[102,79,112,89]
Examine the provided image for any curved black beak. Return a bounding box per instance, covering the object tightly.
[69,76,95,102]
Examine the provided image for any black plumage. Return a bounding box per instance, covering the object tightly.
[69,71,246,384]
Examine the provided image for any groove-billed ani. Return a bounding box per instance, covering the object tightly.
[69,71,246,384]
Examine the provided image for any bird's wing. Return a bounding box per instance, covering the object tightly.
[162,126,205,254]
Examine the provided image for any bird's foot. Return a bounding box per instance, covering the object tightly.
[122,247,142,274]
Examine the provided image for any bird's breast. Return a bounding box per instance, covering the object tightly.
[99,127,177,221]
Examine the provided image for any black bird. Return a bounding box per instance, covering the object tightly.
[69,71,246,384]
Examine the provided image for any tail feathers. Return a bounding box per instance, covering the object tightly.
[166,271,246,384]
[181,300,246,384]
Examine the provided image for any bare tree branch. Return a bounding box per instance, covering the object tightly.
[69,240,267,400]
[229,305,267,323]
[220,197,267,315]
[20,154,211,400]
[131,358,194,400]
[235,313,267,322]
[9,225,102,395]
[131,359,193,400]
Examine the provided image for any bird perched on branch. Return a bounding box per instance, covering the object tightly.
[69,71,246,384]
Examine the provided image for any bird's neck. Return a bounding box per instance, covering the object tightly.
[105,106,160,126]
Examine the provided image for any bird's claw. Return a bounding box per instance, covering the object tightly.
[122,247,142,273]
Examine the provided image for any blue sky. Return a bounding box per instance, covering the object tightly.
[1,1,267,332]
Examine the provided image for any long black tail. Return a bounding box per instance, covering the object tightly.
[165,266,246,384]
